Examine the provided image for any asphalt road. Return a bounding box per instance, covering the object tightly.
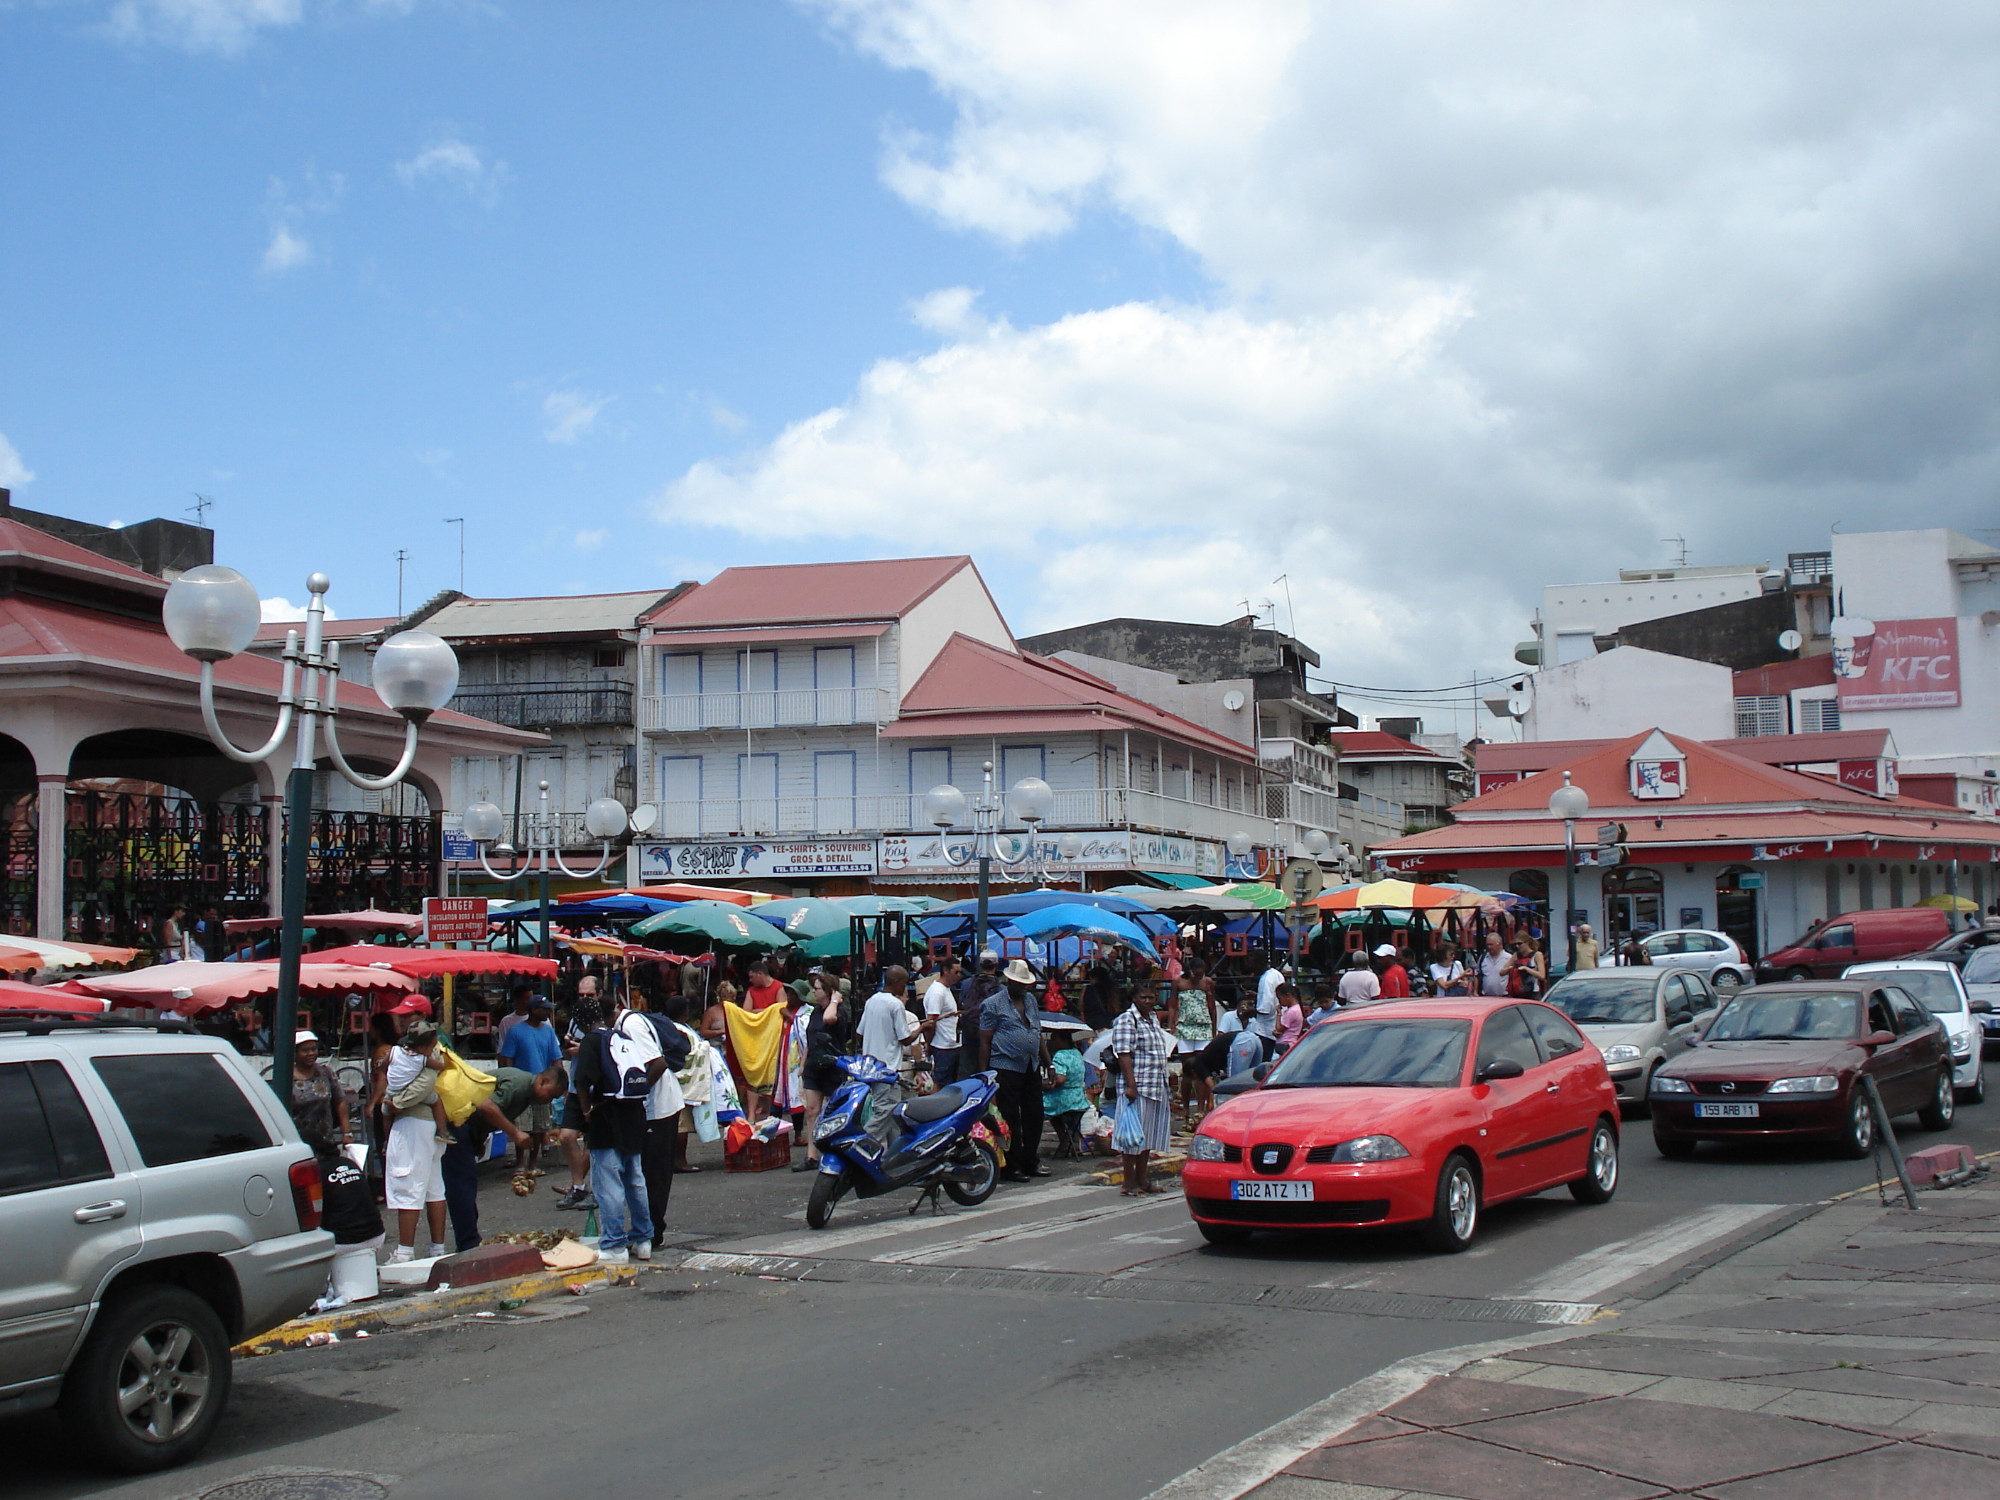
[11,1095,1998,1500]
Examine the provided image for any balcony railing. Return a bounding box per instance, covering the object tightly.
[640,687,894,732]
[1260,737,1340,792]
[449,682,634,728]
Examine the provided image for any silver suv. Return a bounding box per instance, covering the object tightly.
[0,1019,334,1472]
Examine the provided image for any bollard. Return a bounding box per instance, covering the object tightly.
[1861,1075,1919,1210]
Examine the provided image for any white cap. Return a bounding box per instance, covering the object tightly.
[1373,944,1398,958]
[294,1029,318,1046]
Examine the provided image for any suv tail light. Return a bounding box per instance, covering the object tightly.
[288,1158,323,1232]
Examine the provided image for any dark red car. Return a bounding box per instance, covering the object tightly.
[1183,998,1621,1253]
[1649,980,1955,1158]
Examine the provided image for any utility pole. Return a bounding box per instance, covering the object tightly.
[395,549,409,617]
[444,517,465,591]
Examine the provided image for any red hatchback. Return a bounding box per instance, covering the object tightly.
[1183,999,1621,1252]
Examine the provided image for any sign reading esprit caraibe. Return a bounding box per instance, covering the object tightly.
[1835,618,1960,711]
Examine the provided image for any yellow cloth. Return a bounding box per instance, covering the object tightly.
[434,1047,497,1127]
[723,1000,788,1092]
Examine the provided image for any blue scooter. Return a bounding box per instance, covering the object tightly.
[807,1055,1002,1228]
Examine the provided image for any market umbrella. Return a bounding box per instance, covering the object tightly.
[225,910,422,938]
[533,893,678,920]
[0,935,139,970]
[1316,879,1457,912]
[630,884,764,907]
[0,947,46,974]
[1210,882,1292,911]
[630,900,795,951]
[0,980,110,1014]
[747,897,850,939]
[1008,903,1161,959]
[918,889,1177,941]
[1099,884,1259,915]
[72,960,420,1016]
[302,946,561,980]
[836,894,940,915]
[1918,893,1980,913]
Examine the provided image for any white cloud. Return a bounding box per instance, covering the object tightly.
[395,134,510,207]
[543,389,610,444]
[103,0,415,57]
[675,1,2000,690]
[0,432,33,488]
[573,529,607,551]
[258,169,343,276]
[260,596,339,623]
[260,221,311,273]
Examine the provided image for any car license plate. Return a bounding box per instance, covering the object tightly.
[1230,1180,1314,1201]
[1694,1101,1760,1119]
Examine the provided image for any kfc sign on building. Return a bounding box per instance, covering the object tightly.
[1835,617,1961,711]
[1628,730,1687,800]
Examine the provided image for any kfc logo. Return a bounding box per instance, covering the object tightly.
[1632,759,1684,799]
[1836,618,1961,710]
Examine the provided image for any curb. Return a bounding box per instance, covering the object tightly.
[1085,1152,1187,1185]
[235,1263,642,1354]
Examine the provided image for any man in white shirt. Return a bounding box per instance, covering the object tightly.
[1336,953,1381,1006]
[921,955,964,1085]
[1253,963,1284,1044]
[1476,933,1515,997]
[858,965,923,1070]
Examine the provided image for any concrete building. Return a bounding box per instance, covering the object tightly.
[1328,730,1470,830]
[1521,646,1735,743]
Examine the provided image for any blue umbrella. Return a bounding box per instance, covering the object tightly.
[917,888,1175,944]
[1007,903,1160,959]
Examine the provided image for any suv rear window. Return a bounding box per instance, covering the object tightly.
[91,1053,273,1167]
[0,1060,112,1196]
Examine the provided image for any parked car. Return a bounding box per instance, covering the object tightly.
[1964,945,2000,1056]
[1183,998,1620,1254]
[1913,920,2000,971]
[1650,980,1954,1159]
[1755,908,1953,982]
[1541,966,1718,1111]
[0,1019,334,1473]
[1631,930,1752,989]
[1845,960,1989,1103]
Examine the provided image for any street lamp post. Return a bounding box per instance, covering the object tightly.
[459,783,640,961]
[926,763,1050,957]
[1548,772,1591,975]
[164,567,462,1103]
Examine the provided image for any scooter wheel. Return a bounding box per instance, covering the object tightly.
[807,1167,849,1229]
[943,1142,1000,1207]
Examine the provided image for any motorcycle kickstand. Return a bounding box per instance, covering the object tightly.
[909,1181,946,1217]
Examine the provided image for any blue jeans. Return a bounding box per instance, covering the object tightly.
[929,1046,961,1087]
[590,1148,650,1253]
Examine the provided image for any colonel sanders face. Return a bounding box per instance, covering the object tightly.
[1829,618,1876,680]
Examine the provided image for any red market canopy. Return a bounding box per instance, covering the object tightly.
[301,946,560,980]
[71,960,420,1017]
[0,981,110,1015]
[628,884,763,907]
[225,911,423,937]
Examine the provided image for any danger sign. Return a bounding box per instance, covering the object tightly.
[423,896,488,944]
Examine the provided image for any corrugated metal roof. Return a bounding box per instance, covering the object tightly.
[422,590,678,640]
[1329,730,1455,762]
[643,556,975,627]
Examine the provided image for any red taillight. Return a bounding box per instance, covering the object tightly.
[288,1158,323,1232]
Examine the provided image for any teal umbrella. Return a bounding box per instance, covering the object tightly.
[747,898,851,945]
[631,900,795,951]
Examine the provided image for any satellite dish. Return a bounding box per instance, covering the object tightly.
[628,804,659,835]
[1222,690,1246,712]
[1506,695,1529,717]
[1778,629,1803,652]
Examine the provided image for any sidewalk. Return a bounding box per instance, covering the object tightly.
[1233,1176,2000,1500]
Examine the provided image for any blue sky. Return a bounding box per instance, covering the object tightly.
[6,3,1999,738]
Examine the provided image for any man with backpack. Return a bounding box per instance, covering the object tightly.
[570,996,665,1265]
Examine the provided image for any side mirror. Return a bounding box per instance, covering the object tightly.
[1475,1057,1525,1084]
[1666,1009,1693,1028]
[1862,1030,1896,1049]
[1251,1062,1274,1082]
[1969,997,1993,1015]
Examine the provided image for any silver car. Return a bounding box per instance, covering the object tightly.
[1963,946,2000,1057]
[1635,929,1754,990]
[0,1020,334,1473]
[1542,967,1720,1111]
[1848,959,1992,1101]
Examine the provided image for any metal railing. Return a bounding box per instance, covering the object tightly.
[1260,737,1341,791]
[639,687,894,732]
[449,682,634,727]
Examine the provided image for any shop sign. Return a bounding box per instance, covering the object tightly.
[1223,848,1261,881]
[1835,617,1961,711]
[638,840,878,880]
[1631,760,1684,799]
[1476,770,1524,796]
[1128,832,1220,878]
[1838,758,1900,797]
[878,829,1149,876]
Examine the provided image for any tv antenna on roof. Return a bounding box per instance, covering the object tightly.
[395,549,409,616]
[189,494,214,527]
[1661,535,1688,568]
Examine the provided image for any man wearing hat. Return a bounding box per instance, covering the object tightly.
[980,959,1053,1181]
[1373,943,1411,999]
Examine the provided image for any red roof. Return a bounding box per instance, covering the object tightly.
[1733,656,1835,696]
[644,556,981,629]
[0,517,168,599]
[1476,729,1893,777]
[892,634,1258,763]
[1377,809,2000,864]
[1328,731,1454,762]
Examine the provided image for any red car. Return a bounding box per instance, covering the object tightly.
[1183,998,1621,1252]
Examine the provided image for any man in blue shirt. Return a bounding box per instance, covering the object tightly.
[979,959,1051,1181]
[497,995,561,1173]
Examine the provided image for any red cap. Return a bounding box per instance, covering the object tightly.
[383,995,433,1017]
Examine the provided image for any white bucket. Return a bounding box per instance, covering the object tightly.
[331,1237,383,1302]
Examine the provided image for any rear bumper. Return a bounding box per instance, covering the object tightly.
[223,1229,336,1341]
[1182,1158,1434,1230]
[1650,1094,1847,1141]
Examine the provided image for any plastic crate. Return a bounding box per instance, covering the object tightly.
[724,1124,794,1173]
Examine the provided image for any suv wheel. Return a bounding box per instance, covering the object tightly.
[61,1285,232,1473]
[1918,1067,1956,1131]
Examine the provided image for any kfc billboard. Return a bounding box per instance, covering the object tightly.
[1834,617,1960,711]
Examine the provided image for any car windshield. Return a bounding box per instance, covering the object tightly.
[1707,991,1859,1041]
[1966,948,2000,986]
[1264,1018,1471,1089]
[1856,969,1961,1013]
[1544,973,1657,1025]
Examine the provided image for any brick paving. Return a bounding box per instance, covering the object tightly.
[1248,1176,2000,1500]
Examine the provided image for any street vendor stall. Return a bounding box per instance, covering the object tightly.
[0,980,110,1014]
[71,959,419,1019]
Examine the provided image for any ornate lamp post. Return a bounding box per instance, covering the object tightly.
[1548,772,1591,975]
[163,567,461,1101]
[926,764,1051,957]
[459,782,640,961]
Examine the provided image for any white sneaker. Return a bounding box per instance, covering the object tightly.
[388,1246,414,1264]
[598,1248,630,1266]
[632,1240,652,1262]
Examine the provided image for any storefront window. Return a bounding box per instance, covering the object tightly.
[1602,867,1663,948]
